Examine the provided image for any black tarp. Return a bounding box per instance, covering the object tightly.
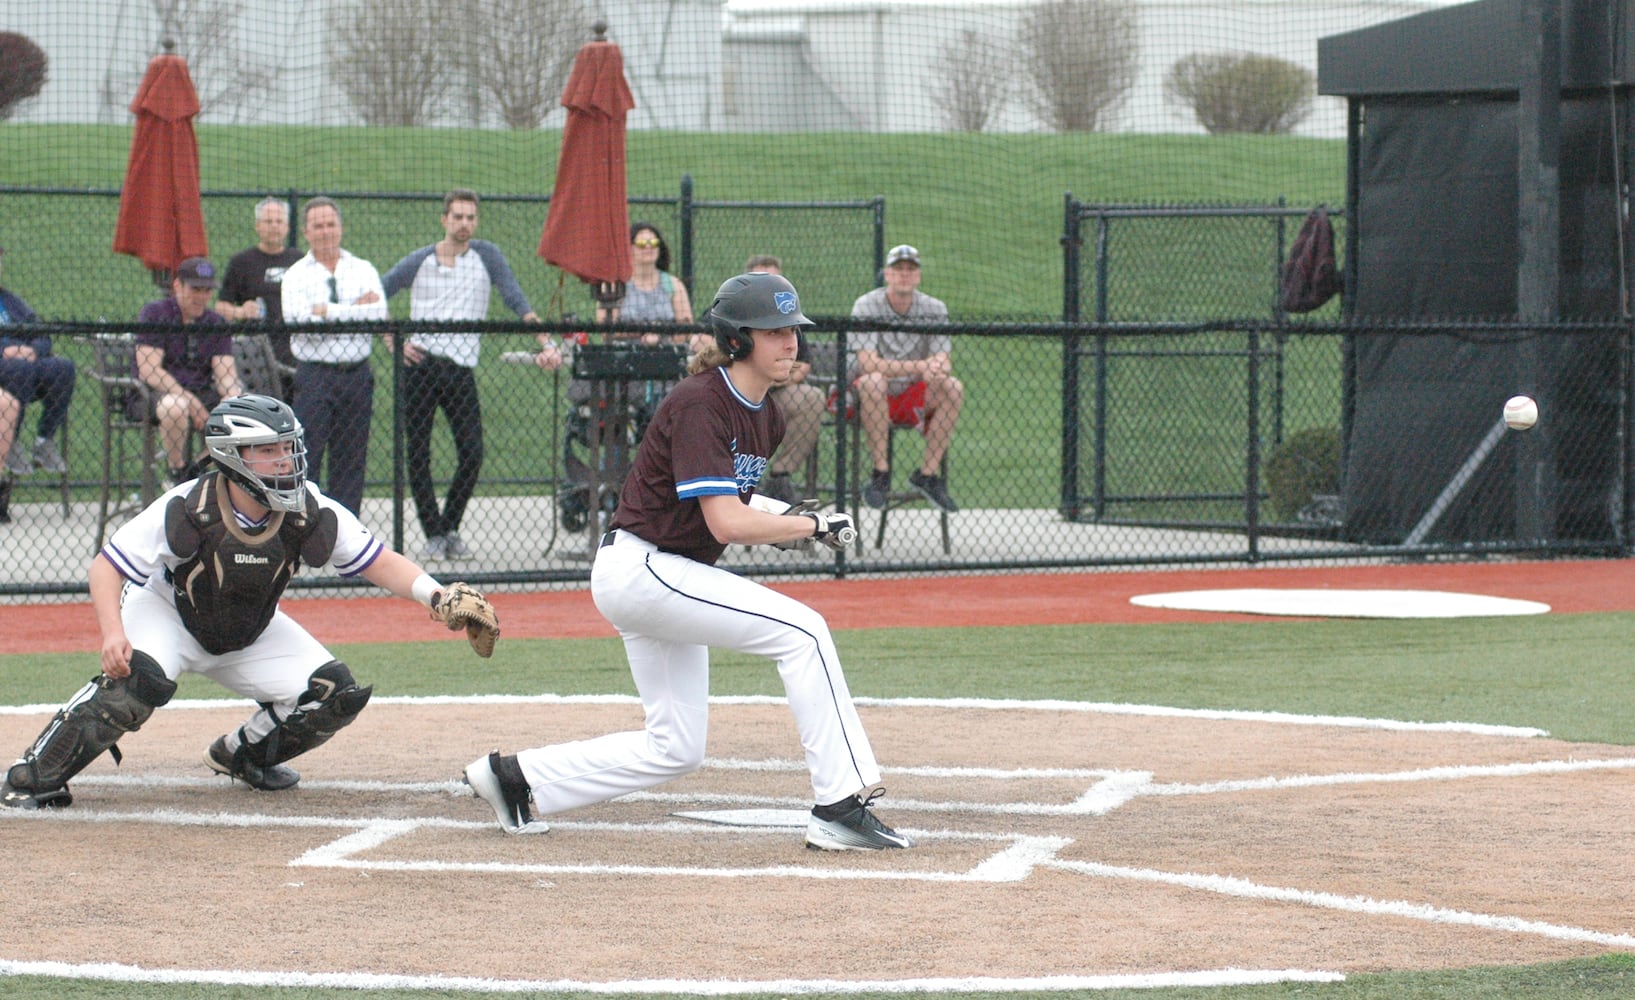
[1326,22,1627,543]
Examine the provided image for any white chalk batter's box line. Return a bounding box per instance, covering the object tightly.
[7,780,1634,954]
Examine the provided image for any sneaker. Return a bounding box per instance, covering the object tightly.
[908,469,959,512]
[863,469,891,509]
[445,532,472,559]
[3,440,31,476]
[32,436,66,474]
[805,790,913,851]
[762,472,794,504]
[464,751,548,835]
[204,735,300,791]
[421,535,448,560]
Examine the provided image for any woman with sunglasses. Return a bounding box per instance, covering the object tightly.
[595,221,693,334]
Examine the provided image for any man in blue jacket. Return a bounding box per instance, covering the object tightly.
[0,246,75,477]
[381,189,539,560]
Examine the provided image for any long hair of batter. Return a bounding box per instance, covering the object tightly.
[687,343,731,375]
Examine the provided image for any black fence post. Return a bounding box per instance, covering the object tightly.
[1060,194,1082,520]
[679,173,694,293]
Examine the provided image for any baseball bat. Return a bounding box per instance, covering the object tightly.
[836,525,857,545]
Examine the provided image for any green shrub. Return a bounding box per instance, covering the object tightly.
[1264,425,1339,520]
[1165,52,1314,135]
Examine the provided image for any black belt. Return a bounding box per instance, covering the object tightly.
[301,359,369,373]
[601,530,617,549]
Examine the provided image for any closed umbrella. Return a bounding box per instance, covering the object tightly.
[538,23,635,308]
[113,49,208,287]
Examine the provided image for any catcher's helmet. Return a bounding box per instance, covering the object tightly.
[705,272,813,360]
[204,394,309,512]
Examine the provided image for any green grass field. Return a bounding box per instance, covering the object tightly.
[2,610,1633,998]
[2,126,1349,525]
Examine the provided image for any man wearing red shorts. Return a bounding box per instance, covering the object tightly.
[847,244,962,511]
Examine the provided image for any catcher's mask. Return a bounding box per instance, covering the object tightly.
[204,394,309,512]
[705,272,813,361]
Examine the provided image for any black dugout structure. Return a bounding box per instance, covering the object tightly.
[1319,0,1630,546]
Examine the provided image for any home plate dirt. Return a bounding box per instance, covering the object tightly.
[0,697,1632,990]
[1130,588,1552,618]
[3,559,1633,991]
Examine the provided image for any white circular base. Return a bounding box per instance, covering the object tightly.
[1129,588,1550,619]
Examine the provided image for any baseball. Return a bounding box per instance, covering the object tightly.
[1503,394,1538,431]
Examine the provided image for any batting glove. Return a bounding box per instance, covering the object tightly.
[806,511,856,552]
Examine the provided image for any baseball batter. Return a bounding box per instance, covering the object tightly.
[1,394,498,809]
[466,272,912,851]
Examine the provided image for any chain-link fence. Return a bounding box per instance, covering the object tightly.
[6,315,1628,600]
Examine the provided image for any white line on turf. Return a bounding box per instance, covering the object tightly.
[0,693,1551,737]
[0,960,1346,993]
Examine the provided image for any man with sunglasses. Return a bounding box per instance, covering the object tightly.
[280,196,387,514]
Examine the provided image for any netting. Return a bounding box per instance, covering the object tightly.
[0,0,1453,321]
[5,0,1628,602]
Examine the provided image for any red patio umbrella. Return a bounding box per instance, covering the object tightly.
[538,24,635,307]
[113,50,208,286]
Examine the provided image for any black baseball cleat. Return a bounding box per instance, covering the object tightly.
[205,736,300,791]
[464,751,548,835]
[805,790,914,851]
[1,779,72,810]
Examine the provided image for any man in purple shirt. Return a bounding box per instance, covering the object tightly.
[134,257,244,483]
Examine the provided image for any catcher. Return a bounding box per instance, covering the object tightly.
[1,394,499,809]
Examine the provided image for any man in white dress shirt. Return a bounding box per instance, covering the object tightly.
[281,196,387,514]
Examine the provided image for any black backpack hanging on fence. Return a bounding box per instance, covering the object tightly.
[1280,206,1343,313]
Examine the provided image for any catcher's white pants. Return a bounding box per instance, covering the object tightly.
[515,528,882,812]
[120,583,334,745]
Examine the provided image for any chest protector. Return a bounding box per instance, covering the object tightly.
[164,471,339,655]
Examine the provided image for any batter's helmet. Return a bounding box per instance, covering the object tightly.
[204,394,309,512]
[705,272,813,360]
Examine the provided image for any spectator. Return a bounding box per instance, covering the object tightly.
[133,257,243,484]
[216,196,303,400]
[0,387,18,519]
[570,220,693,446]
[745,254,825,504]
[0,247,74,477]
[280,196,387,515]
[381,188,540,560]
[848,243,962,512]
[595,221,694,331]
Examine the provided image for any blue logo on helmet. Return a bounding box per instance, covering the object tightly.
[774,291,798,315]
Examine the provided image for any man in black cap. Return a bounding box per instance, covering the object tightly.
[134,256,244,483]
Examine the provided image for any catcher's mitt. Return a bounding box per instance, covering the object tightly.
[431,582,500,658]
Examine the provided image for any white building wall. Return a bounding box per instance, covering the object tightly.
[721,0,1460,137]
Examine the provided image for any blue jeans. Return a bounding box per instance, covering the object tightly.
[0,354,75,439]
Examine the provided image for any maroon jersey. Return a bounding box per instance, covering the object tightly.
[611,366,784,564]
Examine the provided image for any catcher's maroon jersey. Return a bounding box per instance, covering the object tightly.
[611,366,784,564]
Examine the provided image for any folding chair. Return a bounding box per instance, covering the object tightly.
[86,334,162,551]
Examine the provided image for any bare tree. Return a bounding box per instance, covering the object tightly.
[0,32,48,122]
[930,29,1011,133]
[460,0,588,129]
[150,0,279,122]
[1165,52,1314,135]
[327,0,454,126]
[1017,0,1139,132]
